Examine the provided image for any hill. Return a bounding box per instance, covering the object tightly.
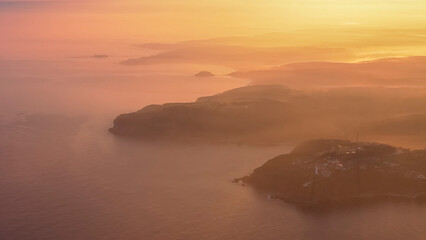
[109,85,426,146]
[240,139,426,205]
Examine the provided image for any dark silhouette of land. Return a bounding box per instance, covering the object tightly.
[239,139,426,205]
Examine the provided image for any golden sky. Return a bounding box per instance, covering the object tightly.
[1,0,425,59]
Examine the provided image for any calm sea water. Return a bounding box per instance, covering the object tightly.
[1,59,425,240]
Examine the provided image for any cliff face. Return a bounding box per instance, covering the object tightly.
[241,139,426,204]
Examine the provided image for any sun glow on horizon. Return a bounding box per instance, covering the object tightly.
[1,0,426,60]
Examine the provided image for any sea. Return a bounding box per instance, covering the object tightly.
[0,56,425,240]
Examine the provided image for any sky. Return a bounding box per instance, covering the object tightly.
[1,0,426,60]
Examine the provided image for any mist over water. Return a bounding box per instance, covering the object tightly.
[1,56,426,240]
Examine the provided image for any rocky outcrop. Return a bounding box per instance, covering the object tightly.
[194,71,215,78]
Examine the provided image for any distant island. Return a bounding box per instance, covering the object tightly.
[194,71,215,78]
[93,55,109,59]
[238,139,426,205]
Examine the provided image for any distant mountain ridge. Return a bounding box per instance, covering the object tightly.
[230,56,426,88]
[121,45,353,68]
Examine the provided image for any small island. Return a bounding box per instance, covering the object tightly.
[194,71,215,78]
[239,139,426,205]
